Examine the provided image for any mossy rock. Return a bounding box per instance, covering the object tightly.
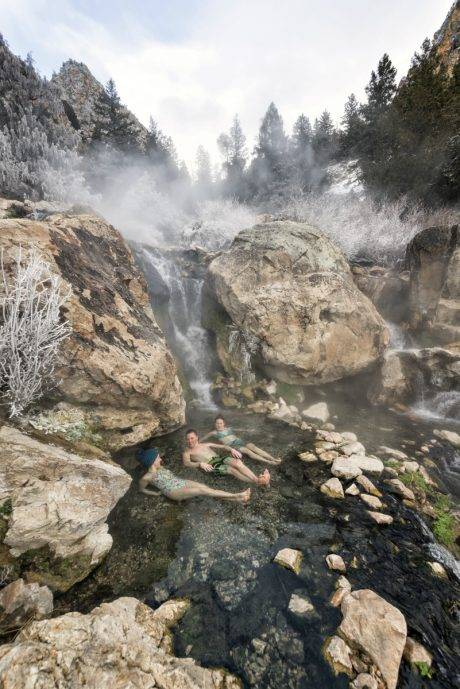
[18,546,95,592]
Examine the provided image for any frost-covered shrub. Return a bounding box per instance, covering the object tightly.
[180,198,257,250]
[279,192,458,264]
[0,247,71,417]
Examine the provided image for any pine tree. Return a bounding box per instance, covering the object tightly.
[363,53,397,123]
[249,102,290,201]
[312,110,337,165]
[91,78,140,153]
[339,94,364,157]
[195,145,212,198]
[217,115,247,199]
[290,114,314,191]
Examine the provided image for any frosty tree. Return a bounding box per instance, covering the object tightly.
[0,247,72,417]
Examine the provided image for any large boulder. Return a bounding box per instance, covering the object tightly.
[406,224,460,343]
[352,265,409,324]
[207,221,389,385]
[0,596,240,688]
[339,589,407,689]
[0,209,185,449]
[0,425,131,592]
[0,578,53,634]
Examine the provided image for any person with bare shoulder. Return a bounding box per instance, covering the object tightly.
[137,446,250,503]
[182,428,270,486]
[201,415,281,465]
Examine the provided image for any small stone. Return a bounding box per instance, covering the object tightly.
[420,445,429,454]
[274,548,302,574]
[403,637,432,667]
[323,422,336,431]
[303,402,329,423]
[252,638,267,654]
[378,446,408,460]
[351,673,378,689]
[345,483,360,496]
[0,579,53,634]
[315,440,336,452]
[386,478,415,501]
[356,475,382,496]
[330,587,350,607]
[340,431,358,443]
[321,477,345,499]
[331,457,362,480]
[341,441,366,456]
[318,450,339,463]
[288,592,315,617]
[352,455,384,474]
[300,421,312,431]
[383,466,399,478]
[402,461,419,473]
[323,635,354,677]
[367,511,393,525]
[336,576,351,591]
[428,561,447,577]
[360,494,383,509]
[418,465,435,485]
[298,451,317,463]
[326,554,346,572]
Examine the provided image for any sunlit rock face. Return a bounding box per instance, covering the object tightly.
[0,208,185,448]
[0,426,131,592]
[207,221,388,385]
[51,60,147,146]
[0,597,240,689]
[434,2,460,77]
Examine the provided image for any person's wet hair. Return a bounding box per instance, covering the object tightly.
[214,415,225,423]
[186,428,198,437]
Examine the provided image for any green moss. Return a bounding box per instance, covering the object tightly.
[384,459,399,468]
[0,499,12,517]
[414,661,434,678]
[19,546,94,592]
[432,494,455,548]
[400,471,434,495]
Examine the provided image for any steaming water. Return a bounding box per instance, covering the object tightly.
[413,390,460,423]
[141,246,216,408]
[387,321,409,350]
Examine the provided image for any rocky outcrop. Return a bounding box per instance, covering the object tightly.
[0,425,131,592]
[406,225,459,343]
[51,61,147,146]
[434,1,460,77]
[0,578,53,634]
[0,596,240,688]
[352,265,409,324]
[368,346,460,409]
[207,221,389,385]
[0,208,185,449]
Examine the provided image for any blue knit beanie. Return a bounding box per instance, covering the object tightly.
[136,447,159,468]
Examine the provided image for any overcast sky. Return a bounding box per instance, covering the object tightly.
[0,0,453,170]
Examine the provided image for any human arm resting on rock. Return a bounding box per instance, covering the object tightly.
[206,442,242,459]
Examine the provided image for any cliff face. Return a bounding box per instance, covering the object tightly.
[434,1,460,75]
[51,60,147,146]
[0,202,185,449]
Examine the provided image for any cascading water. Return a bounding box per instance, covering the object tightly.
[139,246,217,409]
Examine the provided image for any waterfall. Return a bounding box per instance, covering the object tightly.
[140,246,217,409]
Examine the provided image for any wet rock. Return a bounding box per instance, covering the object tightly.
[331,457,363,480]
[378,447,408,461]
[0,579,53,634]
[0,596,240,688]
[428,561,448,577]
[403,637,433,668]
[356,475,382,497]
[383,466,399,478]
[273,548,302,575]
[330,587,350,607]
[367,511,393,525]
[321,478,345,499]
[326,554,346,572]
[324,635,354,677]
[303,402,330,423]
[0,426,131,592]
[341,431,358,443]
[386,478,415,501]
[288,592,316,618]
[298,451,317,463]
[341,441,366,456]
[0,212,185,450]
[345,483,360,496]
[318,450,340,463]
[207,221,388,385]
[351,673,378,689]
[434,429,460,448]
[317,430,343,444]
[351,456,384,475]
[336,576,352,591]
[315,440,336,452]
[360,494,383,510]
[402,461,419,473]
[339,589,407,689]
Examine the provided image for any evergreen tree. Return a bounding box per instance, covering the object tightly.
[249,102,290,201]
[290,114,314,191]
[195,145,212,198]
[362,53,397,123]
[91,78,140,153]
[339,94,364,157]
[312,110,337,165]
[145,117,179,181]
[217,115,247,199]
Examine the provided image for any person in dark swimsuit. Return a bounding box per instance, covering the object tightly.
[201,415,281,465]
[137,447,250,503]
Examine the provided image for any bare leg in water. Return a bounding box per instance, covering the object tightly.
[227,459,270,486]
[240,444,281,465]
[169,481,251,503]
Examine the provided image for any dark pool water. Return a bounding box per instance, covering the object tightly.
[56,398,460,689]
